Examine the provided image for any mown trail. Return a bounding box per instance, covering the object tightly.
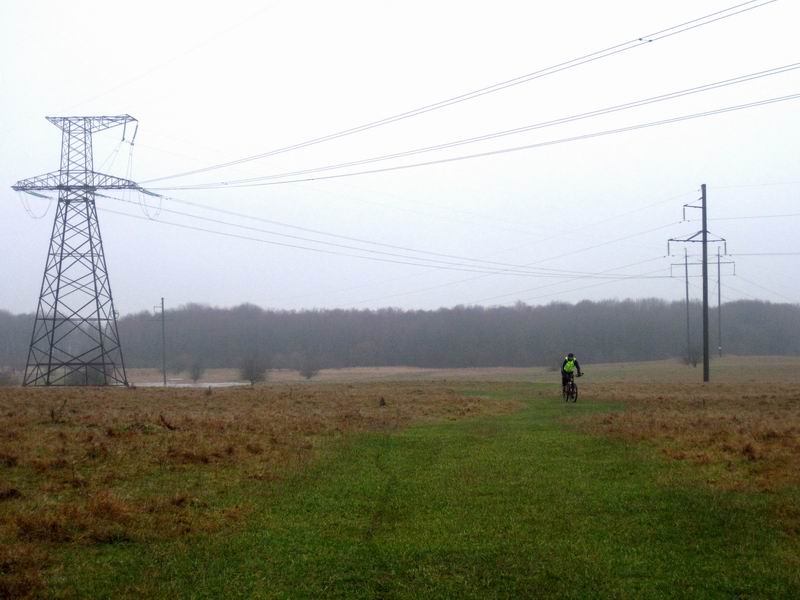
[52,385,799,598]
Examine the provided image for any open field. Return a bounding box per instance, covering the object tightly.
[0,383,516,597]
[1,357,799,597]
[125,355,800,386]
[579,381,800,491]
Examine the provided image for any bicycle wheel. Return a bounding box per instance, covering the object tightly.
[571,382,578,402]
[562,385,569,402]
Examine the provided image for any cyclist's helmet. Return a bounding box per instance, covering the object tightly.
[567,353,574,359]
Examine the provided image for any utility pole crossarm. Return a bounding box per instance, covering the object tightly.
[670,231,704,243]
[669,260,734,277]
[668,232,726,256]
[12,171,144,192]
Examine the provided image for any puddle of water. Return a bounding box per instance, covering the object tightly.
[134,381,245,388]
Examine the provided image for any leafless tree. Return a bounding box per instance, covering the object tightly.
[296,352,321,380]
[189,360,205,383]
[240,355,269,386]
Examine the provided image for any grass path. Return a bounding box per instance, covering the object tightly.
[51,385,799,598]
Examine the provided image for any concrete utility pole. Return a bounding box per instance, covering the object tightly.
[701,184,710,382]
[161,297,167,387]
[717,246,723,357]
[685,248,691,362]
[154,298,167,387]
[667,183,728,383]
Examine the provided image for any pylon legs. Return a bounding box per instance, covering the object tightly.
[24,196,127,386]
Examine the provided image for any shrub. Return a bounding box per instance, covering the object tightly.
[296,353,321,380]
[240,356,269,385]
[189,360,205,383]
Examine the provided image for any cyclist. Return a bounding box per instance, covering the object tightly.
[561,353,582,394]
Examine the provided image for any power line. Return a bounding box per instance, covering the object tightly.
[19,186,692,306]
[505,265,672,306]
[16,191,53,220]
[161,198,680,283]
[691,278,761,302]
[719,281,762,301]
[141,0,778,185]
[470,256,670,304]
[98,204,676,281]
[153,92,800,191]
[730,257,798,302]
[152,62,800,189]
[342,256,669,308]
[273,191,695,305]
[154,184,684,266]
[152,195,597,273]
[735,274,796,302]
[100,193,662,278]
[323,202,686,307]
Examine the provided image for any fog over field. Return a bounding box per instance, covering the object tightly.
[1,0,799,317]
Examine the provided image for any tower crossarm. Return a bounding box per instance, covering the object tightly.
[45,115,136,134]
[12,170,148,192]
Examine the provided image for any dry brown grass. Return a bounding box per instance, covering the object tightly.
[127,356,800,386]
[582,381,800,492]
[0,382,514,598]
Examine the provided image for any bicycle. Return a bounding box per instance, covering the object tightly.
[562,372,581,403]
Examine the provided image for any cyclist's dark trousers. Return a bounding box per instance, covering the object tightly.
[561,372,574,387]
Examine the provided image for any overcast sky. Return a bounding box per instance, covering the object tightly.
[1,0,798,315]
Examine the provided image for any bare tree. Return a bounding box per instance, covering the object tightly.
[189,360,205,383]
[240,355,269,386]
[295,352,321,380]
[683,346,701,368]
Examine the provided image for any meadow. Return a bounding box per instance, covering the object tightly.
[1,357,799,598]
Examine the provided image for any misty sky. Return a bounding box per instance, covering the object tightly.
[1,0,798,315]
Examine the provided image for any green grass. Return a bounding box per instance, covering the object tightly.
[48,384,799,598]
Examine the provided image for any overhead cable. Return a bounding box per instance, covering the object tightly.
[734,273,796,302]
[343,256,668,308]
[97,203,678,281]
[153,92,800,191]
[157,62,800,189]
[100,192,676,278]
[152,195,600,273]
[199,190,694,306]
[141,0,778,184]
[98,194,605,276]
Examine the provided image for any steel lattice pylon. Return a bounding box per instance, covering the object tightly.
[12,115,145,386]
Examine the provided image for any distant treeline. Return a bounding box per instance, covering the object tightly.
[1,299,799,370]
